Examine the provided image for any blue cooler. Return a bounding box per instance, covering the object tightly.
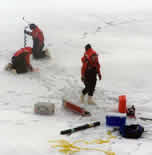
[106,112,126,127]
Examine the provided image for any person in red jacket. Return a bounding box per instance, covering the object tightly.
[5,47,37,74]
[24,24,49,59]
[80,44,102,104]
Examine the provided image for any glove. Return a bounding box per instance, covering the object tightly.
[32,68,40,72]
[98,73,102,80]
[24,30,30,34]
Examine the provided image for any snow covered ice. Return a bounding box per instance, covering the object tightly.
[0,1,152,155]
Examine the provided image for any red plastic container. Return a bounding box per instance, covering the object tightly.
[118,95,127,113]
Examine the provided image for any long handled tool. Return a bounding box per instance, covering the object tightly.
[63,99,90,116]
[24,26,28,47]
[60,121,100,135]
[139,117,152,121]
[22,17,31,47]
[22,16,31,24]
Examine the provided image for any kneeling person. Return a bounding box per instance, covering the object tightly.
[24,24,50,59]
[6,47,37,74]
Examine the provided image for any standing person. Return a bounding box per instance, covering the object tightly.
[5,47,38,74]
[24,24,49,59]
[80,44,102,104]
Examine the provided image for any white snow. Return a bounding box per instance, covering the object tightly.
[0,4,152,155]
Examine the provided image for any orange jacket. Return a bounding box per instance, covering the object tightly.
[81,48,97,63]
[81,48,101,77]
[32,27,44,44]
[14,47,32,66]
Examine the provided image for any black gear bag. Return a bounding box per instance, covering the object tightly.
[120,124,144,139]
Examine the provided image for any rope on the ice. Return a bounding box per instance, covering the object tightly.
[49,132,116,155]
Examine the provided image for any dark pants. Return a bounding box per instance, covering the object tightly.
[11,53,28,74]
[82,67,97,96]
[82,79,97,96]
[32,39,46,59]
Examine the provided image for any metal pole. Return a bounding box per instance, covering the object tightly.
[24,26,28,47]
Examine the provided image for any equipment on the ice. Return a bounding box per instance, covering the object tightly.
[34,102,55,115]
[106,112,126,127]
[49,132,116,155]
[60,121,100,135]
[127,105,136,118]
[22,17,33,47]
[119,124,144,139]
[24,26,28,47]
[118,95,127,113]
[63,99,90,116]
[139,117,152,121]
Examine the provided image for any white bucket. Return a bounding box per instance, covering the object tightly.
[34,102,55,115]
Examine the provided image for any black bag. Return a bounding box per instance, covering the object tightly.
[120,124,144,139]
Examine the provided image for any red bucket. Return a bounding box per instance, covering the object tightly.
[118,95,126,113]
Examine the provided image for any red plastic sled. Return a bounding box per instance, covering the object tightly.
[63,99,91,116]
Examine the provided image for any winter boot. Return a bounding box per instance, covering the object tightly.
[5,63,13,71]
[80,94,85,103]
[11,69,17,74]
[88,96,95,104]
[45,48,51,58]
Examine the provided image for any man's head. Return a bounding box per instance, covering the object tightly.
[85,44,92,51]
[29,24,37,30]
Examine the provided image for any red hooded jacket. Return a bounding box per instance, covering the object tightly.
[81,48,101,78]
[14,47,32,67]
[32,27,44,45]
